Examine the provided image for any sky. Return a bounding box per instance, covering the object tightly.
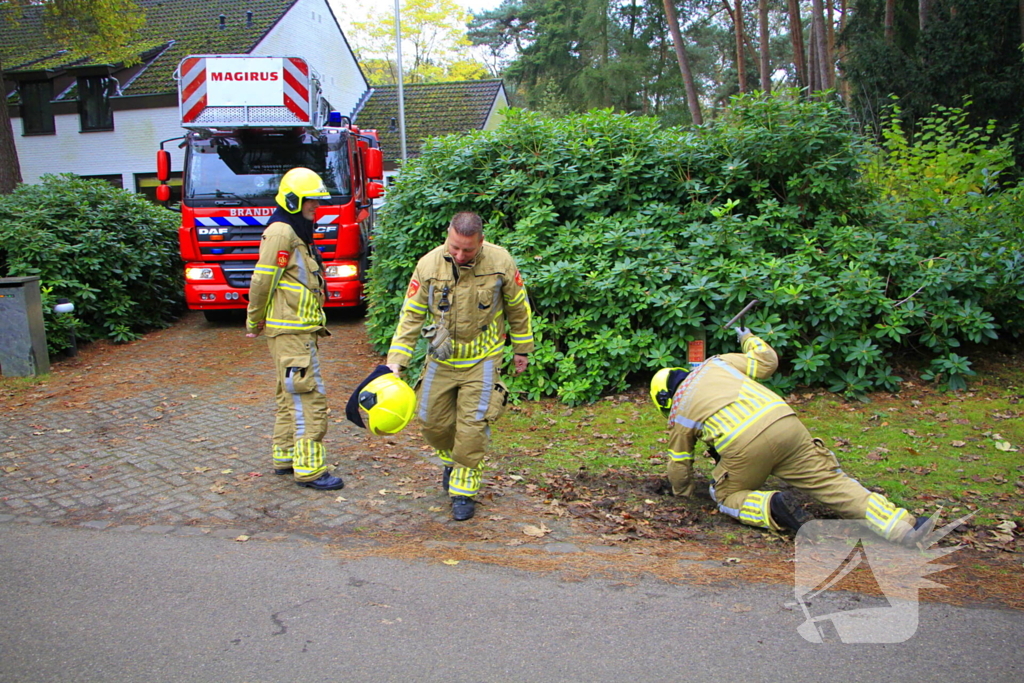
[327,0,506,32]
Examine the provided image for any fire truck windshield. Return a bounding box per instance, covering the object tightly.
[185,133,351,203]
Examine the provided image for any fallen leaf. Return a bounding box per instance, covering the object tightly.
[335,496,347,502]
[442,559,460,566]
[428,506,443,512]
[865,447,889,461]
[56,428,72,433]
[729,604,752,613]
[523,523,552,538]
[220,469,233,474]
[235,535,250,542]
[723,557,742,565]
[489,515,507,521]
[193,466,212,473]
[994,441,1014,452]
[950,441,966,448]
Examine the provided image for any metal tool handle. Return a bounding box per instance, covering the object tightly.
[723,300,759,329]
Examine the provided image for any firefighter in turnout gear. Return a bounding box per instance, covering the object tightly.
[245,168,343,491]
[651,328,930,546]
[386,212,534,521]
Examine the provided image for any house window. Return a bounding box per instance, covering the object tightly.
[78,76,115,131]
[135,172,182,205]
[80,174,124,188]
[19,80,55,135]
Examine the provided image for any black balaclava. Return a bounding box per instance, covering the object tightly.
[270,206,321,266]
[270,206,315,245]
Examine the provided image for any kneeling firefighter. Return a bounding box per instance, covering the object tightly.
[649,328,932,547]
[246,167,343,491]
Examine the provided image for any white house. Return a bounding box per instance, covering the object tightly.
[1,0,370,200]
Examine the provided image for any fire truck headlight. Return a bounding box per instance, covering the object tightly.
[185,267,215,281]
[326,264,358,279]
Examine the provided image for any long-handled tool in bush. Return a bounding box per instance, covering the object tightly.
[722,299,760,330]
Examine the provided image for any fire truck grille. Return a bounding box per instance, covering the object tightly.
[227,225,265,240]
[222,263,255,289]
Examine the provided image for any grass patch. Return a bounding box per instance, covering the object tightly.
[492,350,1024,532]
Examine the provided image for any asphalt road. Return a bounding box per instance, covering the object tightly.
[1,523,1020,683]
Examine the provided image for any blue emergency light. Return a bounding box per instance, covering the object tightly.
[327,111,342,126]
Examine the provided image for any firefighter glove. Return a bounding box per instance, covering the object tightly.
[735,326,752,345]
[425,324,453,361]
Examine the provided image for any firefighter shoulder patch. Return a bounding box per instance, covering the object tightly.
[276,250,290,268]
[405,279,420,299]
[514,270,524,287]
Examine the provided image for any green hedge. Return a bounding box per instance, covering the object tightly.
[0,174,184,355]
[367,92,1024,403]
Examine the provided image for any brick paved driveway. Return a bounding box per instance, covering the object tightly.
[5,312,1022,608]
[0,312,584,549]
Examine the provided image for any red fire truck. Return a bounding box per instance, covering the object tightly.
[155,55,383,321]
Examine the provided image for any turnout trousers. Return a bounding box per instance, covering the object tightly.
[267,333,328,482]
[416,355,508,498]
[709,415,915,542]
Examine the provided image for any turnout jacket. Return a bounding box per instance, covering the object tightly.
[246,221,327,336]
[665,335,795,492]
[387,241,534,368]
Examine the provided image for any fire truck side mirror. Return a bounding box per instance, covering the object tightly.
[363,148,383,180]
[366,182,385,199]
[156,184,172,202]
[156,150,171,182]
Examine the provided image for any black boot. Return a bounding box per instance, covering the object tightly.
[451,496,475,521]
[442,466,453,494]
[901,515,936,548]
[296,472,345,491]
[769,491,811,531]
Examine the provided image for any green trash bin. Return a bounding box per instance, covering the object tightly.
[0,276,50,377]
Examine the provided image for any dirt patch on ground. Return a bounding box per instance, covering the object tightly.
[3,313,1022,611]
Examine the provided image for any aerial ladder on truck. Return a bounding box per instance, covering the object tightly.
[154,54,384,322]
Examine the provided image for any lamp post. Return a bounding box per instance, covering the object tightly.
[393,0,408,162]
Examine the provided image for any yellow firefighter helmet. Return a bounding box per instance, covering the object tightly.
[359,373,417,435]
[650,367,689,416]
[275,167,330,213]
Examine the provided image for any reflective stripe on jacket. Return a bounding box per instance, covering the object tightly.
[665,335,795,484]
[386,241,534,368]
[246,221,327,336]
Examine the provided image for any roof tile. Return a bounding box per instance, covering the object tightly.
[355,80,504,161]
[1,0,296,98]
